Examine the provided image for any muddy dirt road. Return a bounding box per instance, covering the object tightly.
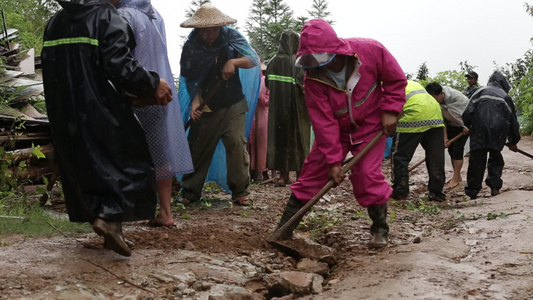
[1,136,533,299]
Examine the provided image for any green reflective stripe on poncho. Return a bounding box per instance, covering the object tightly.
[267,74,296,84]
[43,37,99,47]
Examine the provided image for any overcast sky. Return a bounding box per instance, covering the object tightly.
[151,0,533,84]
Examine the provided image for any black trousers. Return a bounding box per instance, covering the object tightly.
[392,127,446,201]
[465,148,504,198]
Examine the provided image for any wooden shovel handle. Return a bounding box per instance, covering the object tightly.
[515,148,533,160]
[184,79,225,130]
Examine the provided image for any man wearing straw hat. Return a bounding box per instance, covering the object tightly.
[178,4,261,206]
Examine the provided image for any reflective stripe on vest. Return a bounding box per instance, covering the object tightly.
[406,89,427,101]
[397,119,444,128]
[267,74,296,84]
[43,37,99,47]
[397,81,445,132]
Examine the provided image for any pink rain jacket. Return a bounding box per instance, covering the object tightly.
[299,19,406,167]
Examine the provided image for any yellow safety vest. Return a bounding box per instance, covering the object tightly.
[397,80,444,133]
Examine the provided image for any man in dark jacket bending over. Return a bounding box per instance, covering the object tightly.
[462,71,520,200]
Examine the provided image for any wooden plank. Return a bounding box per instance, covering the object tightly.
[19,103,47,119]
[16,48,35,75]
[0,70,24,82]
[0,134,51,142]
[0,106,34,119]
[0,28,18,40]
[12,84,44,102]
[0,114,49,124]
[3,77,42,87]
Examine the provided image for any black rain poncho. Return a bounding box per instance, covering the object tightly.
[265,30,311,172]
[42,0,159,223]
[462,71,520,151]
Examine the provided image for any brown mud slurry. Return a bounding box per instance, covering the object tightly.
[1,136,533,299]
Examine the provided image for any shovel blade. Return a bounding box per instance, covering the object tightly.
[268,238,337,266]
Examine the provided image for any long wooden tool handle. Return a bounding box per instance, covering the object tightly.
[267,131,384,242]
[184,79,225,130]
[516,148,533,160]
[408,131,466,172]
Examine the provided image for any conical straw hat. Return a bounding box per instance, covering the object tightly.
[180,4,237,28]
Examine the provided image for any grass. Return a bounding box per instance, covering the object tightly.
[0,195,92,240]
[301,206,342,240]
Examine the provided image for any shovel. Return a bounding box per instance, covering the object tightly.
[505,144,533,159]
[515,148,533,159]
[408,131,466,172]
[268,130,384,244]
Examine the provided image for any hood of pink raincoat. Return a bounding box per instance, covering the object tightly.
[297,19,354,58]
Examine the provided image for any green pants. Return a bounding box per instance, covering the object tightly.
[181,99,250,201]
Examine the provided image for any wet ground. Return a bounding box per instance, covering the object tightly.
[1,136,533,299]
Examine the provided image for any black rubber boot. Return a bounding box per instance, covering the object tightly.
[103,221,135,250]
[93,218,132,257]
[276,193,305,240]
[367,203,389,249]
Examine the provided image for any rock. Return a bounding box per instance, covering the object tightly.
[296,258,329,277]
[265,271,325,297]
[173,271,197,285]
[149,272,175,283]
[185,241,196,251]
[311,274,324,294]
[207,284,252,300]
[271,295,293,300]
[269,238,337,266]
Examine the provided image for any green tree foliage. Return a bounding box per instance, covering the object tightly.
[421,70,468,92]
[495,3,533,134]
[245,0,269,61]
[420,61,476,92]
[262,0,296,61]
[415,62,429,81]
[185,0,212,18]
[246,0,334,62]
[1,0,59,53]
[307,0,334,25]
[293,16,308,33]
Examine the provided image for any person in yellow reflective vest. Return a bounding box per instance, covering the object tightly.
[391,80,446,202]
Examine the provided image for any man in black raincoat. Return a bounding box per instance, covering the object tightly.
[265,29,311,185]
[41,0,173,256]
[462,71,520,199]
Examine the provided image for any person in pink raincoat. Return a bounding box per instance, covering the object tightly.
[274,19,407,249]
[249,67,270,182]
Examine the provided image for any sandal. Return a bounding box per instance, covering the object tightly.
[147,218,176,227]
[274,177,286,187]
[233,196,250,206]
[177,197,190,205]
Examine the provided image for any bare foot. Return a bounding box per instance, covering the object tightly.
[149,214,175,227]
[445,179,462,189]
